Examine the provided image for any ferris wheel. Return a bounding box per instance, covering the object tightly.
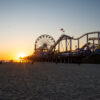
[34,34,55,52]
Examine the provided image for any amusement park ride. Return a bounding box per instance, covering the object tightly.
[25,31,100,63]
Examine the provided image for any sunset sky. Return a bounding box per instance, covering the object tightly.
[0,0,100,61]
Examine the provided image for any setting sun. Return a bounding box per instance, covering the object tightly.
[16,53,27,61]
[18,53,26,58]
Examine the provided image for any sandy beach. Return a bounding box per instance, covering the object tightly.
[0,63,100,100]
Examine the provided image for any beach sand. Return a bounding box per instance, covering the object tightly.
[0,63,100,100]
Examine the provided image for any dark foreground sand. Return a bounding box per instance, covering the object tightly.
[0,63,100,100]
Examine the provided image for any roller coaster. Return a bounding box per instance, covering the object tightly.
[25,31,100,63]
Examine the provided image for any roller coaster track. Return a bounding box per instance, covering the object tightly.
[74,31,100,40]
[48,34,73,52]
[48,31,100,52]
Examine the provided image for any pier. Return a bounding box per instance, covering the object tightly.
[25,31,100,64]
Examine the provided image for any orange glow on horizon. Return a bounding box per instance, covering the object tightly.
[0,51,32,62]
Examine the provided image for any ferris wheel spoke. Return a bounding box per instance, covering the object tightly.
[46,39,53,46]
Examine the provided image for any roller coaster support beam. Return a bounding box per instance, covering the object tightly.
[78,39,80,49]
[65,39,67,51]
[86,34,89,49]
[98,32,100,45]
[70,39,72,52]
[93,39,95,52]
